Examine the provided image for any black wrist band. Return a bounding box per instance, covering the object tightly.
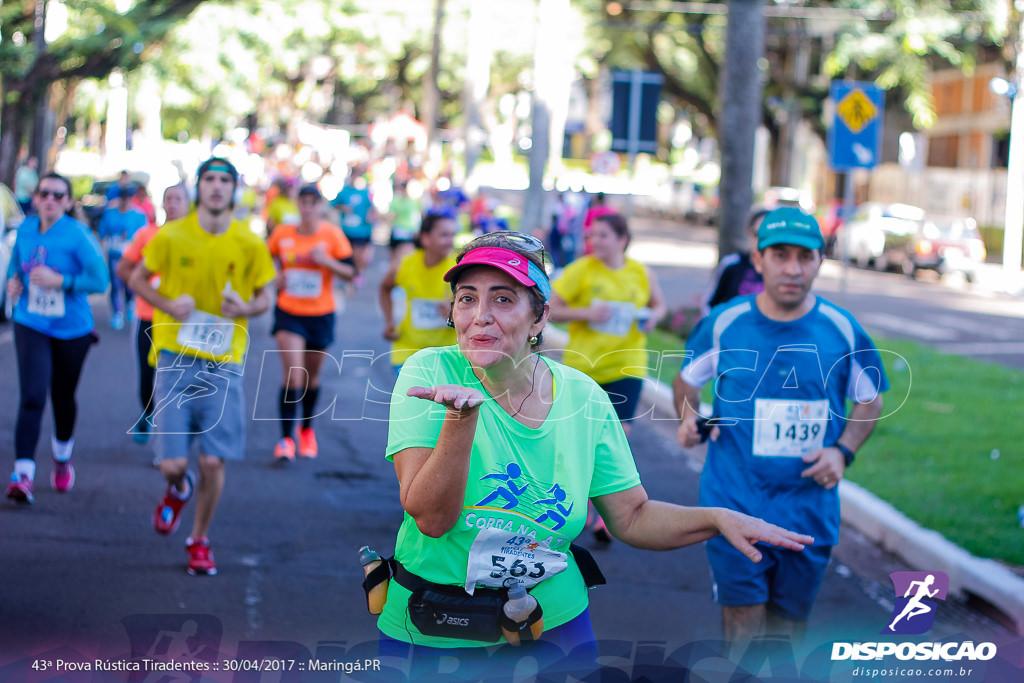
[835,443,855,467]
[64,275,74,292]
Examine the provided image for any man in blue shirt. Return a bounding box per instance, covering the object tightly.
[673,207,888,650]
[98,185,147,329]
[331,170,374,284]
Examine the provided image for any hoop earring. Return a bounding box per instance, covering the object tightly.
[529,335,539,346]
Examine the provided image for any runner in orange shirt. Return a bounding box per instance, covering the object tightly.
[118,183,191,449]
[266,185,356,461]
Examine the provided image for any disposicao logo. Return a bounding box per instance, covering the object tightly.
[884,570,948,635]
[831,570,997,663]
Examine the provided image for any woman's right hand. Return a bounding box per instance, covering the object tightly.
[588,303,613,324]
[407,384,485,412]
[6,277,24,302]
[383,323,399,341]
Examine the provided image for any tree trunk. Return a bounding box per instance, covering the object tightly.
[717,0,765,258]
[422,0,445,149]
[0,94,28,187]
[584,67,607,157]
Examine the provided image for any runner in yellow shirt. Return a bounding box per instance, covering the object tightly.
[549,212,666,542]
[128,157,275,576]
[378,211,458,374]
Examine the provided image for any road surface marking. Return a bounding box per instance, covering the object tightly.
[860,313,959,341]
[934,342,1024,356]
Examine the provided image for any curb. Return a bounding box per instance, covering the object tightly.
[543,327,1024,634]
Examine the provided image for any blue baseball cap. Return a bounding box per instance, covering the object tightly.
[757,207,824,251]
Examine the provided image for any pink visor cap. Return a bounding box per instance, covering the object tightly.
[443,247,551,300]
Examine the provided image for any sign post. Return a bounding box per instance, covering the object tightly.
[828,81,884,291]
[610,70,663,216]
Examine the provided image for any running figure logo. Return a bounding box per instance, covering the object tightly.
[883,571,949,634]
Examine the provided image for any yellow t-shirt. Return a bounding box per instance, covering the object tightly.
[267,196,299,229]
[552,255,651,384]
[142,212,276,364]
[391,249,457,365]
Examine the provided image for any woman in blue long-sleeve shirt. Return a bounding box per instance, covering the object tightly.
[4,172,109,504]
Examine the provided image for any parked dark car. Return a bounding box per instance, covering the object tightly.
[904,215,986,282]
[80,180,115,231]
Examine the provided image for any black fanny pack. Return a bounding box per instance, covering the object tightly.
[408,585,506,642]
[379,544,605,642]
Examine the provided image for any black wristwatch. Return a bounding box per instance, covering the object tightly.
[835,443,856,467]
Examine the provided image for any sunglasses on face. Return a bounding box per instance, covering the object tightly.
[464,231,545,254]
[37,190,67,200]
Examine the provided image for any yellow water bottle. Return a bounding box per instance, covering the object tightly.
[359,546,388,615]
[501,582,543,646]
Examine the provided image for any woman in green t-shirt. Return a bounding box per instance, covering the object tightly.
[378,231,814,672]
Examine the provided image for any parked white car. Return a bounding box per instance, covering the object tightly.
[838,202,925,271]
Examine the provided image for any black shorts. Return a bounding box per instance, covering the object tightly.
[600,377,644,422]
[271,306,336,351]
[389,227,416,250]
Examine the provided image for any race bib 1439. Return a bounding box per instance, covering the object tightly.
[752,398,829,457]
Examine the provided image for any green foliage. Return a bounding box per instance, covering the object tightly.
[849,337,1024,567]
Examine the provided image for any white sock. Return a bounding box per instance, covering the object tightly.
[51,436,74,463]
[13,459,36,481]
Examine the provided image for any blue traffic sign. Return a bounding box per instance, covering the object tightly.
[828,81,885,170]
[610,70,663,155]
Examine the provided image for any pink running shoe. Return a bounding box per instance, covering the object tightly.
[274,437,296,462]
[51,458,75,493]
[6,474,34,504]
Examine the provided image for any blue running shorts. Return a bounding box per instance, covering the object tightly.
[706,534,832,621]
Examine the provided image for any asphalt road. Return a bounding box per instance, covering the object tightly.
[629,214,1024,370]
[1,234,1021,682]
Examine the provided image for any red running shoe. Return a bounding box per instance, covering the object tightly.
[186,537,217,576]
[153,471,194,535]
[297,428,318,458]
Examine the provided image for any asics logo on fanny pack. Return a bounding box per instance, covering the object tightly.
[436,613,470,627]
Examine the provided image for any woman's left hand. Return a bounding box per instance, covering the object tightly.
[407,384,485,412]
[28,265,64,289]
[714,508,814,563]
[310,243,331,267]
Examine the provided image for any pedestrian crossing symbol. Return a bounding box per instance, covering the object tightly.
[837,88,877,135]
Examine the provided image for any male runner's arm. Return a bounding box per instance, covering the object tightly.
[673,375,718,448]
[801,394,883,489]
[128,262,194,321]
[222,285,271,319]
